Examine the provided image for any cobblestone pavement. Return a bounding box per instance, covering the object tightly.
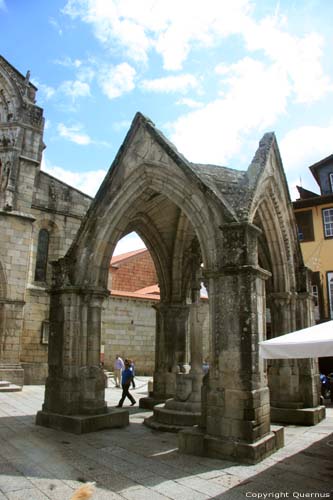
[0,378,332,499]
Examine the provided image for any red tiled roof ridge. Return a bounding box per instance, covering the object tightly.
[111,248,147,265]
[135,284,160,294]
[111,289,160,301]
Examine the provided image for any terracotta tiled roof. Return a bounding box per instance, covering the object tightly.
[111,248,147,266]
[135,284,160,295]
[110,289,160,301]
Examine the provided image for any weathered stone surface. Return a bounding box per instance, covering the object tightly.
[0,56,323,460]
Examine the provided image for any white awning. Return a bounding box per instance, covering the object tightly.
[259,321,333,359]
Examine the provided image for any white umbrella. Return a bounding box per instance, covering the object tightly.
[259,320,333,359]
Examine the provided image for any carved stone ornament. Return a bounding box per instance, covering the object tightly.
[175,374,192,402]
[52,257,74,288]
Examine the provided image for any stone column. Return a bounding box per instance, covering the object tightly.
[268,292,301,408]
[179,223,283,463]
[296,290,321,410]
[36,284,129,433]
[140,302,189,408]
[268,269,323,424]
[0,299,25,386]
[41,287,108,415]
[144,301,205,430]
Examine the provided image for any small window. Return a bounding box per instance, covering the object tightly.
[311,284,319,307]
[41,321,49,344]
[295,210,314,242]
[330,173,333,193]
[34,229,49,281]
[323,208,333,238]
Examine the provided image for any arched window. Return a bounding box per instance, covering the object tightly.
[34,229,49,282]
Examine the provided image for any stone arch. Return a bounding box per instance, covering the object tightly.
[0,72,21,123]
[70,162,225,289]
[38,118,322,463]
[124,213,171,301]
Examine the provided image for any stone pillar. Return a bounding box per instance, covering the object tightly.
[36,285,129,433]
[145,302,205,430]
[296,290,321,411]
[139,302,189,408]
[179,223,284,463]
[154,303,189,399]
[0,299,25,386]
[40,287,108,415]
[268,293,301,408]
[268,270,324,424]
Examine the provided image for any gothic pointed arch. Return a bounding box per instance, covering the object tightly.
[61,113,236,291]
[247,132,303,294]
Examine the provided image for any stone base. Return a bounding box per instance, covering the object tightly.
[178,425,285,464]
[139,396,166,409]
[0,380,22,392]
[0,364,24,387]
[36,408,129,434]
[144,401,201,432]
[144,414,198,433]
[271,405,326,425]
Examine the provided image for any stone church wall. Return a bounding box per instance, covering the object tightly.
[20,172,92,384]
[102,295,157,375]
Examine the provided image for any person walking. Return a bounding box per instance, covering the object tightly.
[114,355,124,388]
[129,359,136,388]
[116,359,136,407]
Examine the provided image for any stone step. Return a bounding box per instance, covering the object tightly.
[0,380,10,388]
[0,383,22,393]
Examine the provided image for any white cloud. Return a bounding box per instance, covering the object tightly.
[63,0,332,105]
[98,62,136,99]
[54,56,83,68]
[176,98,204,109]
[169,57,290,165]
[41,157,107,197]
[63,0,252,69]
[32,79,56,100]
[113,232,146,256]
[59,80,91,99]
[141,74,198,93]
[112,119,132,131]
[243,17,333,103]
[280,124,333,199]
[49,17,63,35]
[57,123,92,145]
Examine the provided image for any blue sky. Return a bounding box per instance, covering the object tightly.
[1,0,333,252]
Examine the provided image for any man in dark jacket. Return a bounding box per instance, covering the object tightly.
[116,359,136,407]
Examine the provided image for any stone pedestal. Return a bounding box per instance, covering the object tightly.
[144,303,204,431]
[268,289,323,425]
[37,285,128,433]
[179,424,285,464]
[144,372,202,432]
[36,408,129,434]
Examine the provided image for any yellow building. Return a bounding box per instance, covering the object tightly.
[293,154,333,322]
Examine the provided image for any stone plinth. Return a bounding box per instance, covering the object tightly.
[36,407,129,434]
[144,399,201,432]
[271,405,326,425]
[0,364,24,387]
[178,424,285,464]
[139,396,166,409]
[144,370,203,431]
